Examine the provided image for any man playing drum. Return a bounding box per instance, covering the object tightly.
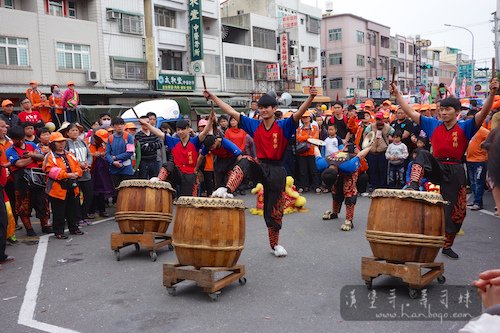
[203,88,317,257]
[391,79,499,260]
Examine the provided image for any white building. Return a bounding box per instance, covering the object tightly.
[390,35,416,95]
[220,0,322,92]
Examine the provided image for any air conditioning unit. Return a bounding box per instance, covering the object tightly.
[106,10,120,20]
[87,70,99,82]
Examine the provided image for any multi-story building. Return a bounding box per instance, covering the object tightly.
[420,48,441,92]
[220,0,322,92]
[321,13,391,101]
[430,46,472,96]
[390,35,416,95]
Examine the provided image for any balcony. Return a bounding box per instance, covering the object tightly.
[156,27,188,51]
[202,0,218,19]
[203,34,220,53]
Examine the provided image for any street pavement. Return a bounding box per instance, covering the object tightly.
[1,190,499,333]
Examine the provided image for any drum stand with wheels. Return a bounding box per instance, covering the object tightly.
[163,263,246,301]
[110,232,173,262]
[361,256,445,299]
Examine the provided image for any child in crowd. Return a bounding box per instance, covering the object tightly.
[404,148,428,191]
[37,127,51,155]
[385,130,408,188]
[323,123,343,157]
[23,122,39,145]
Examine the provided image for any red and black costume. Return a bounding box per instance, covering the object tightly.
[224,115,297,250]
[409,115,477,250]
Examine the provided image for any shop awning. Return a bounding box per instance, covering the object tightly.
[0,85,122,95]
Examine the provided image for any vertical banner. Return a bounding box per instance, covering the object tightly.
[280,32,288,79]
[266,63,281,81]
[189,0,203,61]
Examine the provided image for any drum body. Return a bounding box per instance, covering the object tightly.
[115,180,175,233]
[173,197,245,268]
[366,189,446,263]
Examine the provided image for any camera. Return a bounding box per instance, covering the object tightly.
[60,179,78,190]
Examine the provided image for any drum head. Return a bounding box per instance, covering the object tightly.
[362,131,375,149]
[175,196,246,209]
[118,179,175,192]
[307,138,326,146]
[371,189,447,204]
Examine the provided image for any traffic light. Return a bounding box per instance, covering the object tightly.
[420,64,432,69]
[376,76,385,81]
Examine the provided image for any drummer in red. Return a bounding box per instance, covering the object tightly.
[204,88,317,257]
[391,79,499,260]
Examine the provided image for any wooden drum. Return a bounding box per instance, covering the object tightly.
[115,180,175,234]
[366,189,446,263]
[172,197,246,268]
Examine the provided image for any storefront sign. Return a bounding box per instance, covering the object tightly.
[157,74,196,91]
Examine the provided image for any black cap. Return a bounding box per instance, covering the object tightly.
[176,119,190,129]
[258,94,278,107]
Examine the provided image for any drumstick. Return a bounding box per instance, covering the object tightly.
[310,67,315,87]
[391,67,396,85]
[131,107,139,119]
[492,58,496,80]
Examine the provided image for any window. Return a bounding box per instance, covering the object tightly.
[308,47,317,62]
[56,42,90,70]
[356,54,364,67]
[399,42,405,54]
[253,27,275,50]
[225,57,252,80]
[155,7,175,28]
[48,0,63,16]
[300,45,304,52]
[121,14,143,35]
[306,16,320,34]
[356,31,364,44]
[381,36,389,48]
[161,50,183,71]
[255,61,273,80]
[329,77,342,89]
[357,78,365,89]
[0,36,29,66]
[408,61,414,74]
[399,80,405,91]
[321,56,326,68]
[408,44,414,55]
[4,0,14,9]
[369,32,376,46]
[67,0,76,18]
[328,28,341,41]
[204,54,220,75]
[399,61,405,73]
[111,58,146,80]
[329,53,342,65]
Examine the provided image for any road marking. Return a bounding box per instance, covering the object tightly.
[479,209,498,217]
[18,217,114,332]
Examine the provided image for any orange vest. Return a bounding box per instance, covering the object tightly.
[296,125,319,156]
[43,151,82,200]
[49,95,64,115]
[26,88,42,106]
[34,101,52,123]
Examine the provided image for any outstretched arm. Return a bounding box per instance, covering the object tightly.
[391,82,421,125]
[138,118,165,141]
[204,90,241,122]
[475,78,499,127]
[293,87,318,122]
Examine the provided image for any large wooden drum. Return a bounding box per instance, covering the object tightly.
[172,197,246,268]
[366,189,446,263]
[115,180,175,234]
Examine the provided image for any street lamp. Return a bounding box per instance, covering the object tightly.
[444,24,474,95]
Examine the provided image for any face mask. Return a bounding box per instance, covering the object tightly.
[102,120,111,126]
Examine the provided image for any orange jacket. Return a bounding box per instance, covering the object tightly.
[49,95,64,115]
[296,125,319,156]
[26,88,42,106]
[43,151,82,200]
[33,101,52,123]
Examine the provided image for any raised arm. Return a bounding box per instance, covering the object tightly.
[203,90,241,122]
[475,78,499,127]
[293,87,318,122]
[198,110,215,142]
[391,82,421,125]
[137,118,165,141]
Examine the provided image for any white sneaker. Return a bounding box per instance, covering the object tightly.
[273,245,287,257]
[211,187,234,199]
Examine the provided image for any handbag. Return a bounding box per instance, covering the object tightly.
[295,141,311,154]
[23,168,46,189]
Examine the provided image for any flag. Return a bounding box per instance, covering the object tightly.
[449,76,456,97]
[460,78,467,98]
[336,92,339,101]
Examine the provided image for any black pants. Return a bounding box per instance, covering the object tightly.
[76,180,93,220]
[0,186,8,261]
[162,162,197,197]
[4,181,17,223]
[138,160,160,180]
[201,171,215,196]
[111,174,134,203]
[214,157,237,189]
[50,191,78,235]
[367,152,388,190]
[297,155,320,189]
[90,193,106,215]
